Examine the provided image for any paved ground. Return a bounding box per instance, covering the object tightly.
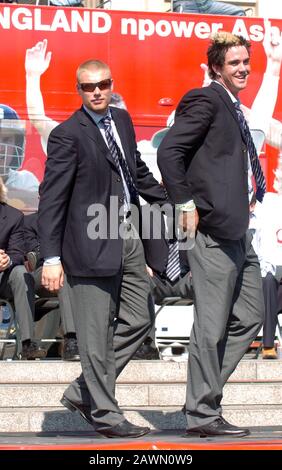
[0,427,281,447]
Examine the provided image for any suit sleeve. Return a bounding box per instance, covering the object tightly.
[157,89,214,204]
[23,214,39,254]
[6,213,25,266]
[38,125,77,258]
[125,113,168,205]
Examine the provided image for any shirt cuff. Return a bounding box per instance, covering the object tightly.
[176,200,196,212]
[43,256,61,266]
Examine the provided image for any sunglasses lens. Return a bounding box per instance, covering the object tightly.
[99,79,112,90]
[80,79,112,92]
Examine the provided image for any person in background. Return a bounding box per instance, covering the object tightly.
[172,0,246,16]
[24,211,80,361]
[157,31,264,438]
[0,176,46,360]
[251,160,282,359]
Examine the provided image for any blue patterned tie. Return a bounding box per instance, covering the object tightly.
[166,240,181,282]
[234,101,266,202]
[102,115,138,204]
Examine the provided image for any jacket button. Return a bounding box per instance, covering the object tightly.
[119,197,123,203]
[117,177,121,182]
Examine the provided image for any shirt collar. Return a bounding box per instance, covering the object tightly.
[83,105,112,125]
[212,80,238,104]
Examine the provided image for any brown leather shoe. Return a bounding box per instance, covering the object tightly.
[262,347,277,359]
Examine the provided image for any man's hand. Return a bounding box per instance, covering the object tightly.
[178,208,199,239]
[41,263,64,292]
[0,249,10,272]
[146,266,154,277]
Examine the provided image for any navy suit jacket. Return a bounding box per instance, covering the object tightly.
[0,203,25,268]
[38,106,167,277]
[158,82,250,240]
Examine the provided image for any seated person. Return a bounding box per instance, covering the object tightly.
[250,175,282,359]
[0,177,45,359]
[133,206,193,359]
[24,210,80,361]
[173,0,246,16]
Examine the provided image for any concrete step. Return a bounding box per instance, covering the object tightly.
[0,381,281,408]
[0,358,282,383]
[1,405,282,432]
[0,360,281,431]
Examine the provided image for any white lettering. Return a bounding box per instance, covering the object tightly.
[121,17,137,36]
[12,7,32,31]
[232,19,249,39]
[171,20,195,38]
[249,24,264,42]
[138,18,155,40]
[194,21,211,39]
[50,10,71,32]
[211,22,223,34]
[71,10,90,33]
[91,11,111,34]
[155,19,171,37]
[34,8,50,31]
[0,6,10,29]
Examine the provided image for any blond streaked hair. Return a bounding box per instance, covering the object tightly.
[0,176,7,203]
[207,31,251,79]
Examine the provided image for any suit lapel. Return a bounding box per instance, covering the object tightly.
[210,82,240,129]
[76,108,118,170]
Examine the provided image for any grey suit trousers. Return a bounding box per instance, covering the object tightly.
[32,267,76,335]
[64,224,154,430]
[185,230,264,429]
[0,265,35,342]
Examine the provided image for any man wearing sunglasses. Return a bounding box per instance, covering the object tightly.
[38,59,168,438]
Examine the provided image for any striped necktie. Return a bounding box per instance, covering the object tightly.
[101,115,138,204]
[166,240,181,282]
[234,101,266,202]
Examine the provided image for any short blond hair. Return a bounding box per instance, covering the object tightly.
[76,60,111,82]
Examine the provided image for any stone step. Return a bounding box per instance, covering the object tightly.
[0,381,281,408]
[0,360,282,431]
[1,405,282,432]
[0,359,282,383]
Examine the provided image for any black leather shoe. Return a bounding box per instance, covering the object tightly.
[60,395,92,425]
[132,343,160,360]
[21,341,47,360]
[62,337,80,361]
[185,417,250,438]
[97,419,150,438]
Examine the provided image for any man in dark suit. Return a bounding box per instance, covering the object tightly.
[24,212,80,361]
[0,177,46,359]
[38,60,167,438]
[157,32,264,437]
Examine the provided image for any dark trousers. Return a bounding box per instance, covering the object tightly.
[262,271,282,347]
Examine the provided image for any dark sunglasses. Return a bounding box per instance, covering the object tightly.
[78,79,112,92]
